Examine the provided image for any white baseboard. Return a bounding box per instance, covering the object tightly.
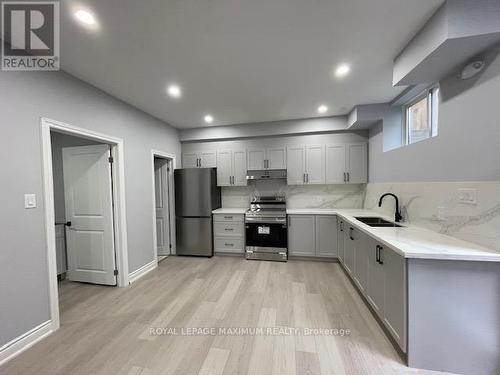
[128,259,158,284]
[0,320,54,366]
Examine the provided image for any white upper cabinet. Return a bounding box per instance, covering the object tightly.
[325,143,367,184]
[266,147,286,169]
[199,150,217,168]
[247,149,266,170]
[182,150,216,168]
[287,144,325,185]
[305,144,325,184]
[286,145,305,185]
[216,150,233,186]
[232,150,247,186]
[182,152,199,168]
[216,149,247,187]
[325,144,347,184]
[184,137,367,185]
[347,143,367,183]
[247,146,286,170]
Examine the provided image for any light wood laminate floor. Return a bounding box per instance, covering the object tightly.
[1,256,451,375]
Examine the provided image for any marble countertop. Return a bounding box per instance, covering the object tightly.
[212,208,248,214]
[287,208,500,262]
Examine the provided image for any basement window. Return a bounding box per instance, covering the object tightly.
[404,86,439,145]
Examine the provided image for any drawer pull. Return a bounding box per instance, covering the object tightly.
[224,243,234,246]
[224,216,233,219]
[224,228,234,231]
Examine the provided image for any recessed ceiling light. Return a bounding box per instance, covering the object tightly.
[74,10,96,26]
[317,105,328,114]
[204,114,214,124]
[335,64,351,78]
[167,84,182,99]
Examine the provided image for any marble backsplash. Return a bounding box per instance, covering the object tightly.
[222,180,500,252]
[364,182,500,252]
[222,180,365,209]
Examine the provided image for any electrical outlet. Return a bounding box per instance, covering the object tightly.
[458,188,478,205]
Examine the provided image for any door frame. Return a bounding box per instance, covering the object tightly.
[41,117,129,331]
[151,150,177,263]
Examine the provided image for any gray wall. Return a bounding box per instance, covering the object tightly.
[0,70,180,348]
[369,43,500,182]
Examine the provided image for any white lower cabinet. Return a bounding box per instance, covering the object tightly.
[342,226,407,353]
[288,215,337,257]
[213,214,245,254]
[366,236,385,316]
[337,219,345,264]
[353,230,369,293]
[382,245,407,352]
[315,215,338,257]
[344,225,356,275]
[287,213,406,351]
[288,215,316,256]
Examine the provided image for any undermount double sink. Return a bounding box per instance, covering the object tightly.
[355,216,403,228]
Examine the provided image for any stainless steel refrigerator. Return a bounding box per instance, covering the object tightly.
[174,168,221,257]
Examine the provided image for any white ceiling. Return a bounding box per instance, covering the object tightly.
[60,0,444,129]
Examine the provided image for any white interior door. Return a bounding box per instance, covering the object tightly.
[155,158,171,257]
[62,145,116,285]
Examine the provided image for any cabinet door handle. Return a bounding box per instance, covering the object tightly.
[303,173,306,183]
[306,173,309,183]
[340,221,343,232]
[349,227,354,241]
[287,216,291,227]
[343,172,346,182]
[347,172,350,182]
[376,245,380,263]
[379,246,384,264]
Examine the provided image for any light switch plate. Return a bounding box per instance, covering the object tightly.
[24,194,37,209]
[458,188,478,205]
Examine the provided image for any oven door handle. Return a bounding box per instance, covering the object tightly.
[245,218,287,224]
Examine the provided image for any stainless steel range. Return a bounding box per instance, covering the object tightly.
[245,195,287,262]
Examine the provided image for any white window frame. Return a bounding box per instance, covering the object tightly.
[403,85,439,145]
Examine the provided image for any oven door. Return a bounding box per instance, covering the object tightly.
[245,220,287,251]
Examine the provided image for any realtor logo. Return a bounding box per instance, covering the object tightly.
[1,1,59,70]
